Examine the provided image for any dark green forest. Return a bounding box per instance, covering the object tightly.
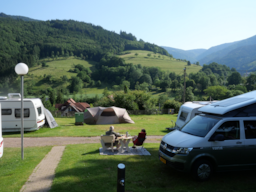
[0,17,169,81]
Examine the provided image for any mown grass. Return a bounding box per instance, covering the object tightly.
[3,115,176,138]
[29,56,96,79]
[51,143,256,192]
[119,50,201,74]
[0,146,52,192]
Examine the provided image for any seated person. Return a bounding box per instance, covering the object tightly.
[105,126,122,148]
[132,129,146,148]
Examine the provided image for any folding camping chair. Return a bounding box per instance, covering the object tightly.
[100,135,118,152]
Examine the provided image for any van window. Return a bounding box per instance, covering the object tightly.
[211,121,240,140]
[179,111,188,121]
[244,121,256,139]
[15,108,30,118]
[2,109,12,115]
[181,116,219,137]
[37,107,42,116]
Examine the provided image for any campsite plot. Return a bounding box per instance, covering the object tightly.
[0,146,52,192]
[51,143,256,192]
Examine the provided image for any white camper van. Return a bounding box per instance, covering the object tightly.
[170,101,217,130]
[159,91,256,181]
[0,103,3,158]
[0,93,45,132]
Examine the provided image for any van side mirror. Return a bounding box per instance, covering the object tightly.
[209,134,225,141]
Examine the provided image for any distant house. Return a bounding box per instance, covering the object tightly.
[55,98,90,116]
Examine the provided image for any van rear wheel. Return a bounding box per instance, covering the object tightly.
[192,159,213,181]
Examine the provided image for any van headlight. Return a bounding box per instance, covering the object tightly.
[172,147,193,154]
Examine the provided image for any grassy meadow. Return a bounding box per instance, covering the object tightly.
[29,56,96,79]
[119,50,201,74]
[20,51,201,99]
[3,115,176,138]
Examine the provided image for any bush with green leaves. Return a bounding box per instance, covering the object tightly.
[95,90,155,111]
[204,85,229,100]
[163,99,181,113]
[94,96,115,107]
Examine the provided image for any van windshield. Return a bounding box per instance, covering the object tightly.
[180,115,219,137]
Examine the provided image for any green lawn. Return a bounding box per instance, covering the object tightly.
[119,50,201,74]
[0,146,52,192]
[3,115,176,138]
[51,143,256,192]
[2,144,256,192]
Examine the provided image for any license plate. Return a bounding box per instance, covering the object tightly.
[160,156,166,164]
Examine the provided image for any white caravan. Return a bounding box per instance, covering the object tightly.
[0,103,3,158]
[0,93,45,132]
[172,101,217,130]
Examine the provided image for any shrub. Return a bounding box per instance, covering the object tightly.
[163,99,181,113]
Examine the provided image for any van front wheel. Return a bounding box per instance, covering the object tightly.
[192,159,213,181]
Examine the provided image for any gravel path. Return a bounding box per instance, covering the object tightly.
[4,136,163,147]
[20,146,65,192]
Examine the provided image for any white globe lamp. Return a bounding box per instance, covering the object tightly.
[15,63,29,75]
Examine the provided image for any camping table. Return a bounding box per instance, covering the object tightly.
[117,136,133,153]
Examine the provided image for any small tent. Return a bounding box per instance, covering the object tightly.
[84,106,134,125]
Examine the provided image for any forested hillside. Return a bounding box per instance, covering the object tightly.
[0,16,170,81]
[0,12,40,22]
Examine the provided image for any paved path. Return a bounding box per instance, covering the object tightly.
[4,136,163,147]
[20,146,65,192]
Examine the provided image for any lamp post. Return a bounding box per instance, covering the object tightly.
[15,63,29,160]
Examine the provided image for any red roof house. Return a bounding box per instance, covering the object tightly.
[55,98,90,116]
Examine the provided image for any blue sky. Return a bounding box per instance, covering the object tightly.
[2,0,256,50]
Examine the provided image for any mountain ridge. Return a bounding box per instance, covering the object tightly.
[0,12,41,22]
[162,34,256,72]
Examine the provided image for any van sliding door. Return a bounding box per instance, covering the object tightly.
[209,120,244,169]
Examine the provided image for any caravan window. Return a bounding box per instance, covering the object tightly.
[2,109,12,115]
[15,108,30,118]
[37,107,42,116]
[179,111,188,121]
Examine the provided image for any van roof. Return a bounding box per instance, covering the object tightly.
[181,101,217,109]
[199,90,256,115]
[182,102,207,109]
